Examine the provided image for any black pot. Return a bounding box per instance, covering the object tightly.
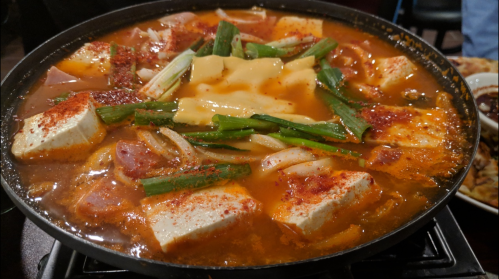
[0,0,479,278]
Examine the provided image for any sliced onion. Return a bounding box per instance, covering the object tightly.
[136,68,160,82]
[158,12,197,27]
[114,167,136,186]
[250,134,287,151]
[216,8,266,24]
[260,147,315,175]
[240,33,266,44]
[147,28,161,42]
[159,127,200,166]
[283,158,334,177]
[195,147,261,163]
[266,35,315,48]
[136,129,178,160]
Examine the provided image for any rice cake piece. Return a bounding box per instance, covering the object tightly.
[376,56,417,91]
[361,105,447,148]
[141,183,260,253]
[271,171,377,237]
[11,93,106,162]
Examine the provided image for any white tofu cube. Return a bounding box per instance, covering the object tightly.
[271,171,375,237]
[141,183,260,253]
[273,16,322,39]
[361,105,447,148]
[11,93,106,161]
[57,42,110,77]
[376,56,416,91]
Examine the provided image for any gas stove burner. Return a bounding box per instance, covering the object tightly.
[36,206,486,279]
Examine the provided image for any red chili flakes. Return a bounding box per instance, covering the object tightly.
[110,44,136,89]
[39,93,90,137]
[90,89,141,106]
[361,106,419,139]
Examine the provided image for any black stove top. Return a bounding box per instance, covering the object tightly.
[35,206,486,279]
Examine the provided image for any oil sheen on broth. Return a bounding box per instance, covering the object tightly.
[11,8,467,266]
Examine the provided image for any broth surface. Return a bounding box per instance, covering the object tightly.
[12,9,465,266]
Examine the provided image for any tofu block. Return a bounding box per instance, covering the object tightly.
[141,183,260,253]
[272,171,376,236]
[11,93,106,161]
[273,16,322,39]
[361,105,447,148]
[56,42,110,77]
[376,56,417,91]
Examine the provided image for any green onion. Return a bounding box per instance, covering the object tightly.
[141,163,252,196]
[318,91,371,140]
[268,133,361,158]
[189,37,205,51]
[245,43,299,59]
[299,37,338,60]
[96,101,177,124]
[139,49,195,100]
[212,114,278,131]
[157,79,181,102]
[134,109,174,127]
[182,129,255,142]
[196,39,214,57]
[279,127,324,141]
[109,42,136,89]
[317,65,364,109]
[319,58,332,70]
[213,21,240,57]
[52,92,71,105]
[186,140,248,151]
[358,158,366,167]
[250,114,346,140]
[231,34,244,58]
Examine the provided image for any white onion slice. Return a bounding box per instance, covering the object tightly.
[283,158,334,177]
[147,28,161,42]
[260,147,315,175]
[216,8,266,24]
[136,129,178,160]
[136,68,160,82]
[195,147,261,163]
[239,33,266,44]
[250,134,287,151]
[158,12,197,27]
[159,127,200,166]
[266,35,315,48]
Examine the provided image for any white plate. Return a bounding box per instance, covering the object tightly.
[455,191,498,215]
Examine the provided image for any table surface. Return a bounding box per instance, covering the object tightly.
[1,195,497,279]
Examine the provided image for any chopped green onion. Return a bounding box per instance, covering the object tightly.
[141,163,252,196]
[318,91,371,140]
[182,129,255,142]
[189,37,205,51]
[196,39,214,57]
[268,133,361,157]
[212,114,278,131]
[358,158,366,167]
[299,37,338,60]
[319,58,332,70]
[109,42,136,89]
[139,49,195,100]
[187,140,248,151]
[245,43,299,59]
[266,35,315,48]
[317,66,364,109]
[157,79,181,102]
[96,101,177,124]
[134,109,174,127]
[213,21,240,57]
[250,114,346,140]
[231,34,244,58]
[52,92,71,105]
[279,127,324,141]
